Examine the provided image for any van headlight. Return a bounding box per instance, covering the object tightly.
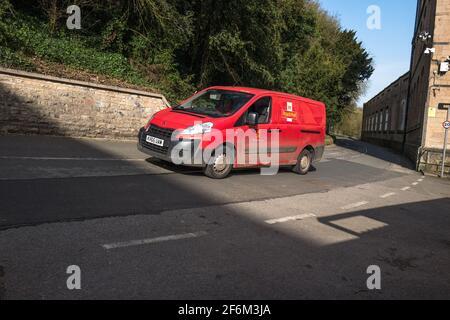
[182,122,214,134]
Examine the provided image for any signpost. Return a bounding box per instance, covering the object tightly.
[440,103,450,178]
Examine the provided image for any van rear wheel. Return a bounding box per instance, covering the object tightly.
[293,149,312,175]
[203,146,234,179]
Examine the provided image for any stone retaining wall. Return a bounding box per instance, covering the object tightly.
[0,68,169,139]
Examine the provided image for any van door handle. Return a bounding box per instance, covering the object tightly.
[301,130,321,135]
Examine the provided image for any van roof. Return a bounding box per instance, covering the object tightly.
[208,86,325,106]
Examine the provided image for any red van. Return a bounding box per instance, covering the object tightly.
[138,87,326,179]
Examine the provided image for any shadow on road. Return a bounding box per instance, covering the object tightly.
[334,135,415,170]
[146,157,312,176]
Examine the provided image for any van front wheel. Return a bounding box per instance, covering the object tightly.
[293,149,312,175]
[203,146,234,179]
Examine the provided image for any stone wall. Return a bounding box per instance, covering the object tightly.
[0,68,169,139]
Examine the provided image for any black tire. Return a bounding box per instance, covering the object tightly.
[203,146,234,179]
[292,149,312,175]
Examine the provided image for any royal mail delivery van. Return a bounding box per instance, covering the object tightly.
[138,87,326,179]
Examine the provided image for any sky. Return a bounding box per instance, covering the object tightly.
[318,0,418,106]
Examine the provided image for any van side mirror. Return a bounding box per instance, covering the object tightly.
[246,112,258,126]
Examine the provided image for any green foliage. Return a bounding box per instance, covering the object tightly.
[278,6,373,129]
[0,46,34,70]
[333,107,364,139]
[0,0,12,45]
[325,134,336,146]
[1,0,374,116]
[101,17,128,54]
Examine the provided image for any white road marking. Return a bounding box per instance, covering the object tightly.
[341,201,369,210]
[0,156,146,162]
[418,179,424,182]
[380,192,396,199]
[102,231,208,250]
[401,186,411,191]
[412,182,419,186]
[265,213,316,225]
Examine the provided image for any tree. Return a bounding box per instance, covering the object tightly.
[279,7,373,128]
[2,0,374,121]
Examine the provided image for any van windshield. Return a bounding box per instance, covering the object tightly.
[173,90,254,118]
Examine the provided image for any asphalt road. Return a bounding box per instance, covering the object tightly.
[0,134,449,299]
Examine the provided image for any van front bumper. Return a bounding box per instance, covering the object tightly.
[137,127,205,167]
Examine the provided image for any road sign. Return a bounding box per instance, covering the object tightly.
[438,103,450,110]
[444,121,450,129]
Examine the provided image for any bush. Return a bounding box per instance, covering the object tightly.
[0,12,194,102]
[333,107,363,139]
[325,134,336,146]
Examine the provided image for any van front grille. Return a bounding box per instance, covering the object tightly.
[141,125,175,155]
[146,125,175,140]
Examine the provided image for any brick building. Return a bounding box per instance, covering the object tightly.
[362,0,450,175]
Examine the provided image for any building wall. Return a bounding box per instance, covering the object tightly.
[405,0,437,162]
[362,73,410,152]
[419,0,450,174]
[0,68,169,139]
[362,0,450,175]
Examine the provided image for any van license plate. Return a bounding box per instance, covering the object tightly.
[146,135,165,147]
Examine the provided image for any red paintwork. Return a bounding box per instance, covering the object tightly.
[146,86,326,167]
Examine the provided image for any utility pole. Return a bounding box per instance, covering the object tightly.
[441,106,450,178]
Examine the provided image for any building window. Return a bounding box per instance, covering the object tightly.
[374,113,378,132]
[374,113,377,132]
[378,111,383,131]
[399,99,406,131]
[379,112,383,131]
[384,108,389,132]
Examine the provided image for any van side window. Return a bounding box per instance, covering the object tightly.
[250,97,272,124]
[235,97,272,127]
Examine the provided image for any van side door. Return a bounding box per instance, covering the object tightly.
[272,96,301,165]
[233,96,278,167]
